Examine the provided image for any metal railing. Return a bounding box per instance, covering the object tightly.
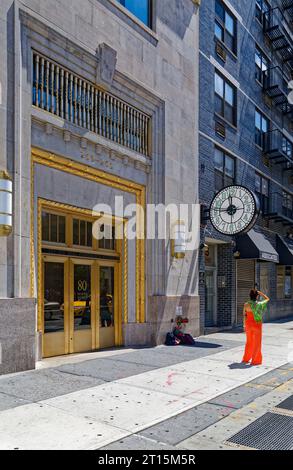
[32,52,151,157]
[263,7,293,66]
[264,129,293,161]
[281,0,293,22]
[265,192,293,221]
[263,65,290,96]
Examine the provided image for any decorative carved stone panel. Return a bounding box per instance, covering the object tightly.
[96,43,117,89]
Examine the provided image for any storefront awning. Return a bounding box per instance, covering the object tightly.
[276,235,293,265]
[236,229,279,263]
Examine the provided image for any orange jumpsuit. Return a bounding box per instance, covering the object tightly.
[242,305,263,366]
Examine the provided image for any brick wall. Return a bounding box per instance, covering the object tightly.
[199,0,293,328]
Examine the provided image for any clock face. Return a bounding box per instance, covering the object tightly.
[210,185,260,236]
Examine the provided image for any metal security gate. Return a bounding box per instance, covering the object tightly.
[236,260,255,325]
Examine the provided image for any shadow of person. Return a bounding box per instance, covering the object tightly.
[228,362,253,370]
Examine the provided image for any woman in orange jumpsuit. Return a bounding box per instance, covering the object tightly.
[242,289,270,366]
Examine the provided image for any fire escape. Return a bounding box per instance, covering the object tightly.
[262,3,293,226]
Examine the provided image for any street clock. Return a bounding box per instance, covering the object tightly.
[209,185,260,236]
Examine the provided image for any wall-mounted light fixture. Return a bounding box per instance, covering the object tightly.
[233,250,241,259]
[0,170,13,237]
[171,220,186,259]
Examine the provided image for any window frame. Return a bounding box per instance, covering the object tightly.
[215,0,237,56]
[282,191,293,219]
[255,0,271,24]
[255,45,269,85]
[214,71,237,127]
[72,217,94,249]
[42,210,66,246]
[255,108,270,149]
[214,147,236,191]
[255,173,270,214]
[116,0,152,29]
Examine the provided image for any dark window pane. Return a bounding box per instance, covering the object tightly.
[58,216,66,244]
[225,32,234,52]
[87,222,93,247]
[42,212,50,242]
[74,265,91,330]
[215,0,225,21]
[255,110,261,130]
[225,82,234,106]
[215,73,224,97]
[215,94,223,116]
[225,155,235,178]
[73,219,79,245]
[224,103,234,123]
[80,220,86,246]
[215,21,224,41]
[44,262,64,334]
[225,12,235,36]
[50,214,58,243]
[100,266,114,328]
[215,149,224,171]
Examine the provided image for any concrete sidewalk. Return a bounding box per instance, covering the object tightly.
[0,319,292,450]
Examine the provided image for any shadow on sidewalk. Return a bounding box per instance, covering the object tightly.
[228,362,253,370]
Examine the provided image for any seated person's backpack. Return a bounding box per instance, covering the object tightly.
[165,332,180,346]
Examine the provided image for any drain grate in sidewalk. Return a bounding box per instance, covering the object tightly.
[276,395,293,412]
[226,412,293,450]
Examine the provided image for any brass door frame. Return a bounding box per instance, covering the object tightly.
[32,150,145,323]
[97,259,120,349]
[41,255,121,357]
[42,255,70,357]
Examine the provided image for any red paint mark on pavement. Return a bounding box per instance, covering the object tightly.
[166,372,180,386]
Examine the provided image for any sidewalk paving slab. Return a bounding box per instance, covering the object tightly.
[0,369,104,403]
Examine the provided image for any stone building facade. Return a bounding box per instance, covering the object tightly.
[199,0,293,331]
[0,0,201,374]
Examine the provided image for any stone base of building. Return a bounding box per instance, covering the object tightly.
[123,296,200,348]
[148,295,200,346]
[0,299,36,376]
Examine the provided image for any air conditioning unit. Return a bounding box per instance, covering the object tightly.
[215,120,226,138]
[216,41,227,62]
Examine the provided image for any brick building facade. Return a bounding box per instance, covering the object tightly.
[199,0,293,331]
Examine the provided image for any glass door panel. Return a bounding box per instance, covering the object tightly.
[43,260,66,357]
[99,265,115,349]
[73,265,91,331]
[71,262,93,353]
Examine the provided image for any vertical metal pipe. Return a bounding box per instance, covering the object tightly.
[45,60,50,111]
[98,91,101,136]
[35,54,40,107]
[74,76,77,124]
[56,66,60,116]
[60,68,64,119]
[90,85,95,132]
[40,57,45,109]
[65,71,69,121]
[94,89,98,133]
[78,78,82,127]
[50,63,55,114]
[83,81,87,127]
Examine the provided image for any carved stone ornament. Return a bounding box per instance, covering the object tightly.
[96,43,117,89]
